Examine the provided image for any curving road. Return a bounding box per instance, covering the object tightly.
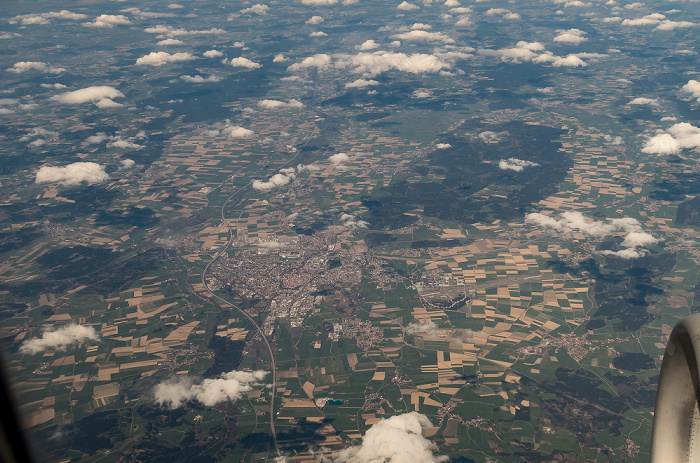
[200,183,281,458]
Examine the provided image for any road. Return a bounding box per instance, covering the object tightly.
[198,117,319,459]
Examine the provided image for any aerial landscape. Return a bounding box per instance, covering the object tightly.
[1,0,700,461]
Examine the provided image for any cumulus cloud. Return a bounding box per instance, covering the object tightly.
[553,28,587,44]
[341,213,368,228]
[392,30,455,43]
[240,4,270,14]
[41,82,68,89]
[121,159,136,168]
[358,39,380,50]
[8,61,65,74]
[436,143,451,149]
[203,49,223,58]
[345,78,379,88]
[155,370,268,409]
[273,54,288,63]
[485,8,521,19]
[288,51,461,76]
[287,54,332,71]
[526,211,658,259]
[629,97,659,106]
[224,57,262,69]
[20,324,99,354]
[622,13,665,26]
[36,162,109,186]
[310,31,328,37]
[479,41,593,67]
[332,413,447,463]
[682,80,700,102]
[219,121,255,139]
[397,1,420,10]
[306,15,324,24]
[144,25,225,37]
[52,86,124,108]
[654,20,696,31]
[406,321,439,335]
[20,127,58,142]
[83,14,132,27]
[253,173,294,190]
[642,122,700,155]
[158,38,184,46]
[412,22,431,29]
[498,158,539,171]
[9,10,87,25]
[136,51,196,66]
[181,74,221,83]
[252,164,318,190]
[329,152,350,165]
[478,131,501,142]
[257,99,303,109]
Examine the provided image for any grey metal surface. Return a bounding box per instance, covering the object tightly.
[651,313,700,462]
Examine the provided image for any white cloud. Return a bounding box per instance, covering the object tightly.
[436,143,451,149]
[642,133,679,154]
[397,1,420,10]
[253,164,318,190]
[301,0,339,4]
[19,127,58,142]
[8,61,65,74]
[485,8,520,19]
[83,14,132,28]
[444,0,460,5]
[622,13,665,26]
[526,211,658,259]
[158,38,184,46]
[478,131,500,142]
[20,324,99,354]
[9,10,87,25]
[203,49,223,58]
[392,30,455,43]
[411,22,431,29]
[406,321,439,335]
[136,51,196,66]
[345,79,379,88]
[624,2,645,9]
[220,121,255,139]
[413,89,430,98]
[642,122,700,155]
[273,54,289,63]
[241,4,270,14]
[36,162,109,186]
[225,57,262,69]
[629,97,659,106]
[654,20,695,31]
[121,159,136,168]
[52,86,124,108]
[336,51,453,76]
[144,25,225,37]
[682,80,700,102]
[257,99,303,109]
[340,213,368,228]
[306,15,324,24]
[287,54,332,71]
[181,74,222,83]
[498,158,539,171]
[332,412,447,463]
[310,31,328,37]
[553,28,587,44]
[168,4,184,8]
[329,152,350,165]
[358,39,380,50]
[155,370,268,409]
[121,8,177,19]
